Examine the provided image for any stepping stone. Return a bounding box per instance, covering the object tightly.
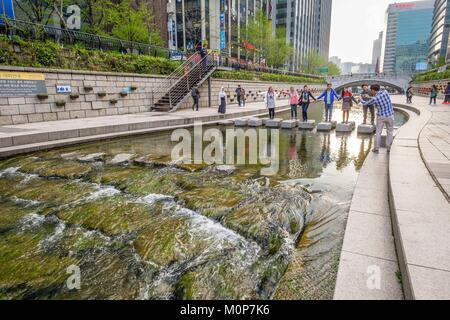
[336,123,353,133]
[218,120,234,126]
[265,118,283,128]
[281,120,298,129]
[78,153,106,163]
[317,122,333,131]
[215,165,236,174]
[235,118,249,127]
[108,153,135,165]
[248,118,263,127]
[61,152,80,160]
[358,124,376,134]
[298,120,316,130]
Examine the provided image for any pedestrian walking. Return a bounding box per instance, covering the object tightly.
[360,84,375,125]
[430,85,438,105]
[340,88,358,124]
[191,86,200,111]
[265,87,277,120]
[235,85,245,107]
[444,83,450,104]
[360,84,395,153]
[317,83,340,122]
[299,85,317,122]
[218,87,227,114]
[240,87,246,107]
[406,86,413,104]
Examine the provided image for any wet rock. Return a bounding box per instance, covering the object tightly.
[175,163,209,173]
[0,224,77,299]
[108,154,136,165]
[19,159,93,179]
[0,201,34,233]
[177,185,244,218]
[223,185,311,253]
[56,196,153,236]
[78,153,106,163]
[134,154,172,168]
[215,165,236,175]
[97,166,194,196]
[0,176,96,208]
[174,260,260,300]
[60,152,81,160]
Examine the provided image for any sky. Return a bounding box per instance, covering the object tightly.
[329,0,418,64]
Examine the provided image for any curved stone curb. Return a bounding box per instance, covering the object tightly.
[334,140,403,300]
[389,101,450,300]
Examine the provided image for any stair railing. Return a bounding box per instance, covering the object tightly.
[166,54,215,111]
[152,53,202,108]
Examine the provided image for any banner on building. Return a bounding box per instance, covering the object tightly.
[220,0,226,50]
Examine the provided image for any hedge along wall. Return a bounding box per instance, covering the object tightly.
[0,66,327,125]
[411,79,450,98]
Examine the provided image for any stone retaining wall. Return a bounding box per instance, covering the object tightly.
[411,79,450,98]
[0,66,326,125]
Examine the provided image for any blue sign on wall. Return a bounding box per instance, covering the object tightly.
[0,0,15,25]
[220,0,226,50]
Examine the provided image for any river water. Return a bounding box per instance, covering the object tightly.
[0,104,407,300]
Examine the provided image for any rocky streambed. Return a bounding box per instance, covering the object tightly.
[0,109,407,300]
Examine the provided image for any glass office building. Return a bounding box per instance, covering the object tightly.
[382,1,434,74]
[171,0,332,71]
[428,0,450,65]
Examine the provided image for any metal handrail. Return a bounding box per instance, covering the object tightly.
[153,53,215,109]
[2,18,172,58]
[167,55,215,108]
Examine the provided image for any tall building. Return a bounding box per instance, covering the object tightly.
[381,1,434,74]
[372,31,383,66]
[171,0,332,71]
[276,0,332,69]
[428,0,450,65]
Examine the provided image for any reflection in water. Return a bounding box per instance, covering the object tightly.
[0,106,407,300]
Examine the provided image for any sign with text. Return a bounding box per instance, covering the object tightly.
[0,72,46,97]
[56,85,72,93]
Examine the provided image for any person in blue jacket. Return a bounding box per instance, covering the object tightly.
[317,83,341,122]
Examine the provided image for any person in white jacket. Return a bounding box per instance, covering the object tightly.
[218,87,227,114]
[265,87,277,119]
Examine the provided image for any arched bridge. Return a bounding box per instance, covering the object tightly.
[328,73,412,93]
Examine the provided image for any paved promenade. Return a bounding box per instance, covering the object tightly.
[392,96,450,200]
[0,100,289,158]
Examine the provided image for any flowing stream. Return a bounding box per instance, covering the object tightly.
[0,104,407,300]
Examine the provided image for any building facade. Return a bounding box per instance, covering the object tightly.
[372,31,383,67]
[428,0,450,65]
[381,1,434,74]
[170,0,332,71]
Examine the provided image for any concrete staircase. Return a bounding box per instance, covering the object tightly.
[152,54,216,112]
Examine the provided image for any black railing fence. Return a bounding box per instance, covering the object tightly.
[1,19,172,59]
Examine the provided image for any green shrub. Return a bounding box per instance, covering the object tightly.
[0,36,180,76]
[213,70,325,84]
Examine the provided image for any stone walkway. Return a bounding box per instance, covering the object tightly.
[393,96,450,200]
[0,100,289,158]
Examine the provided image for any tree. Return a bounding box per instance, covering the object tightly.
[243,10,293,68]
[13,0,59,24]
[327,62,341,76]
